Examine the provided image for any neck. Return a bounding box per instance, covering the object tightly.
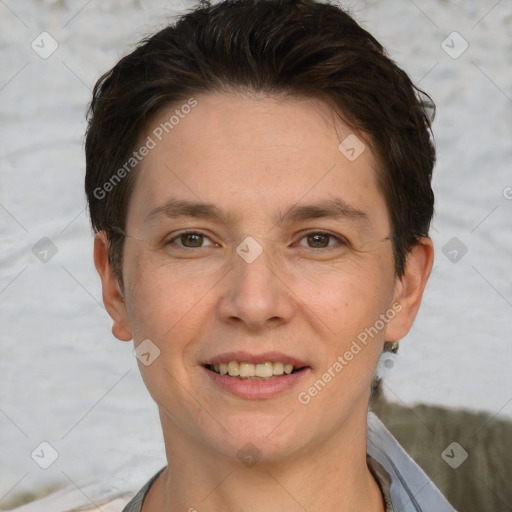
[143,407,384,512]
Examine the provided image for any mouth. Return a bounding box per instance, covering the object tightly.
[202,353,311,399]
[204,361,308,380]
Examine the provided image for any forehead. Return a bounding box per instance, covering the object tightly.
[127,92,389,232]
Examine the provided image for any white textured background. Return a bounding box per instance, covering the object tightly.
[1,0,511,508]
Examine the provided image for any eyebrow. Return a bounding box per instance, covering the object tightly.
[144,197,369,226]
[277,197,368,225]
[145,198,237,224]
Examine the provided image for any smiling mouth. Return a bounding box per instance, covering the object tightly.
[204,361,308,380]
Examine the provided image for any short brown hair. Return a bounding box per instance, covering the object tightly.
[85,0,435,286]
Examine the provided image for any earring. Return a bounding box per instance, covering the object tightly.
[383,341,399,353]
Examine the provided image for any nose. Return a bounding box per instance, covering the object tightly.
[216,240,295,332]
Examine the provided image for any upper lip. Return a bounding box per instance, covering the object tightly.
[203,351,308,367]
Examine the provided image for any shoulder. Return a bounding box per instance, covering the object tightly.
[74,497,135,511]
[367,411,457,512]
[7,469,165,512]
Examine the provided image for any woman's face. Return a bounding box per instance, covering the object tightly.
[104,92,423,462]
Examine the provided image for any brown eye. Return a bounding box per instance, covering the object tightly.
[180,233,204,247]
[306,233,330,248]
[298,231,345,249]
[165,231,216,249]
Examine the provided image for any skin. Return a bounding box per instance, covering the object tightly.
[94,92,433,512]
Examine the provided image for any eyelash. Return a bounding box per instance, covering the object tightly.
[164,230,347,250]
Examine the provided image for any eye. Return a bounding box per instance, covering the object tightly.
[297,231,346,249]
[165,231,217,249]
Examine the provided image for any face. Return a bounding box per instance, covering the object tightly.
[97,92,431,463]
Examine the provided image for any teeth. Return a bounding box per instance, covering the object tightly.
[209,361,302,379]
[239,363,255,377]
[227,361,240,376]
[256,362,273,378]
[272,362,284,375]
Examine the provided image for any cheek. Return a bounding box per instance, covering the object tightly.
[122,249,218,343]
[123,249,177,341]
[291,259,394,336]
[306,274,391,380]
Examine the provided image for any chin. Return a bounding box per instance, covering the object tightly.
[206,415,312,463]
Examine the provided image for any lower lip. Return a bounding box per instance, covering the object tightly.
[203,366,310,399]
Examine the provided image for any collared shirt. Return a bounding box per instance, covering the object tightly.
[368,455,395,512]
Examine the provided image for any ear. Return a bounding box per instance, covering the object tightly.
[93,231,132,342]
[384,237,434,342]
